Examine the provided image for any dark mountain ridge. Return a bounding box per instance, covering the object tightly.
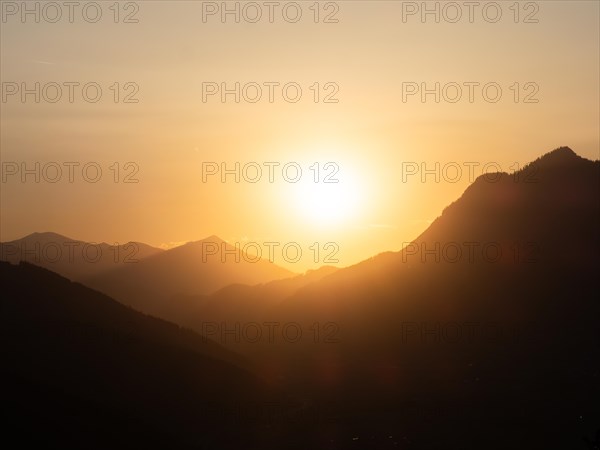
[2,261,298,449]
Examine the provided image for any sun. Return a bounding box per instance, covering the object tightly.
[291,165,364,226]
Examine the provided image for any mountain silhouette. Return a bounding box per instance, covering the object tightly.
[83,235,295,319]
[0,232,163,281]
[254,146,599,449]
[2,260,305,450]
[169,265,339,336]
[140,146,598,449]
[4,146,598,449]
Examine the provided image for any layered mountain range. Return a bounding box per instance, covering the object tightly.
[3,147,599,449]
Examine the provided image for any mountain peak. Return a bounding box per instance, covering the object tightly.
[516,146,593,176]
[546,146,576,157]
[182,235,226,247]
[536,146,580,164]
[203,234,225,243]
[551,145,575,154]
[189,235,226,245]
[22,231,73,241]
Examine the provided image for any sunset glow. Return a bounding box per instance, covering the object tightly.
[2,2,599,449]
[1,1,597,270]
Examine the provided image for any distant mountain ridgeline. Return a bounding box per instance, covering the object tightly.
[83,235,296,316]
[0,232,297,317]
[0,231,163,280]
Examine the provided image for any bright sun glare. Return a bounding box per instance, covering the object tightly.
[292,165,364,226]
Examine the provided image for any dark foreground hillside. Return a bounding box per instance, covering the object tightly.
[2,261,312,450]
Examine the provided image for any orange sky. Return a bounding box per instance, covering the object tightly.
[1,1,599,271]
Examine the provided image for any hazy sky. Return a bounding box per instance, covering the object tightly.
[1,0,599,271]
